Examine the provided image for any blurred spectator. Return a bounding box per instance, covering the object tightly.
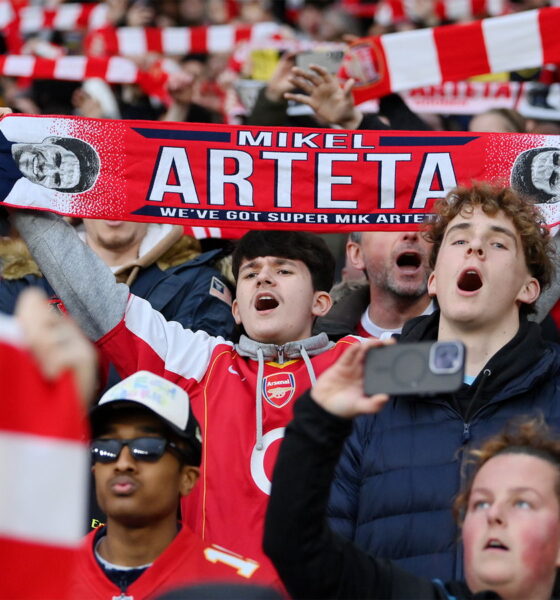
[316,230,434,339]
[469,108,526,133]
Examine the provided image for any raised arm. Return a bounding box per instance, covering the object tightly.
[264,340,439,599]
[12,210,127,341]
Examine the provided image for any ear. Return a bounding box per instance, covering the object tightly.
[179,465,200,498]
[231,299,242,325]
[516,276,540,307]
[427,270,437,297]
[346,240,365,271]
[311,291,333,318]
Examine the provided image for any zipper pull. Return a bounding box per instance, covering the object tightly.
[462,423,471,443]
[276,345,285,363]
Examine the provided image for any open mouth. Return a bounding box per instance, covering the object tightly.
[255,295,279,311]
[458,269,483,292]
[485,539,508,551]
[396,252,421,269]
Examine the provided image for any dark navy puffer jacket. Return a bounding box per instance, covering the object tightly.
[327,311,560,583]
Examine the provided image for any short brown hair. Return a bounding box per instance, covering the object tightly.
[424,185,554,313]
[454,416,560,524]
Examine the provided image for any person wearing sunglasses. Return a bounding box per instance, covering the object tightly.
[70,370,276,599]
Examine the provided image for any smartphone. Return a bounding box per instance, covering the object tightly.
[295,50,344,74]
[364,340,465,396]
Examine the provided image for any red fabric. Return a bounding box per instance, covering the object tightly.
[539,7,560,65]
[550,299,560,331]
[434,20,490,82]
[71,525,280,599]
[5,114,560,234]
[0,537,79,600]
[0,338,85,440]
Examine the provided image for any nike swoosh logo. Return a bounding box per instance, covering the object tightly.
[228,365,246,381]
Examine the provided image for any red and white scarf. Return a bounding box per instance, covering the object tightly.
[2,113,559,234]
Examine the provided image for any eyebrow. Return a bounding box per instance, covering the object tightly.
[470,486,542,497]
[239,258,296,272]
[445,222,518,248]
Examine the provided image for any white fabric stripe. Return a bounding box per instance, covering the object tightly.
[19,7,43,34]
[250,22,282,42]
[487,0,505,15]
[191,227,206,239]
[209,227,222,238]
[483,10,542,73]
[54,4,81,30]
[381,28,442,91]
[444,0,472,21]
[208,25,234,53]
[162,28,190,54]
[124,295,230,382]
[117,27,147,56]
[106,57,138,83]
[4,55,35,77]
[89,4,109,30]
[0,315,23,346]
[0,2,14,28]
[53,56,87,80]
[0,431,88,547]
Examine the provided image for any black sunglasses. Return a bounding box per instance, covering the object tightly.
[91,436,186,464]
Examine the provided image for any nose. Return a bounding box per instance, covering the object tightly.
[401,230,419,242]
[486,501,505,526]
[466,238,485,258]
[114,444,137,471]
[256,266,274,286]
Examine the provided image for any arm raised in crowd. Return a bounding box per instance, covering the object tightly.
[12,210,128,341]
[286,64,432,132]
[264,340,438,599]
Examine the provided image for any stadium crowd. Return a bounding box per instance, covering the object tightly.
[4,0,560,599]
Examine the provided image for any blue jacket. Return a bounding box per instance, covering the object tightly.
[327,311,560,583]
[0,247,233,334]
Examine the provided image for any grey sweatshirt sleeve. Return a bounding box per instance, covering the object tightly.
[12,210,129,341]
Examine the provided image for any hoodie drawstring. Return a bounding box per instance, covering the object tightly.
[300,344,317,386]
[255,346,265,451]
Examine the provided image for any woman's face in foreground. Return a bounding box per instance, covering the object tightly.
[463,453,560,600]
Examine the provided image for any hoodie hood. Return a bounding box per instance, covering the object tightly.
[235,332,335,451]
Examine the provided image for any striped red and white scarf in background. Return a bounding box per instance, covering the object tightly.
[341,7,560,102]
[0,315,89,600]
[343,0,509,22]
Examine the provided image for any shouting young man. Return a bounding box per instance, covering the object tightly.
[328,185,560,582]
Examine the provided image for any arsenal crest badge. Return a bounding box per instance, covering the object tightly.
[262,372,296,408]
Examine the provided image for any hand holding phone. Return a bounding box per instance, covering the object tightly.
[364,341,465,396]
